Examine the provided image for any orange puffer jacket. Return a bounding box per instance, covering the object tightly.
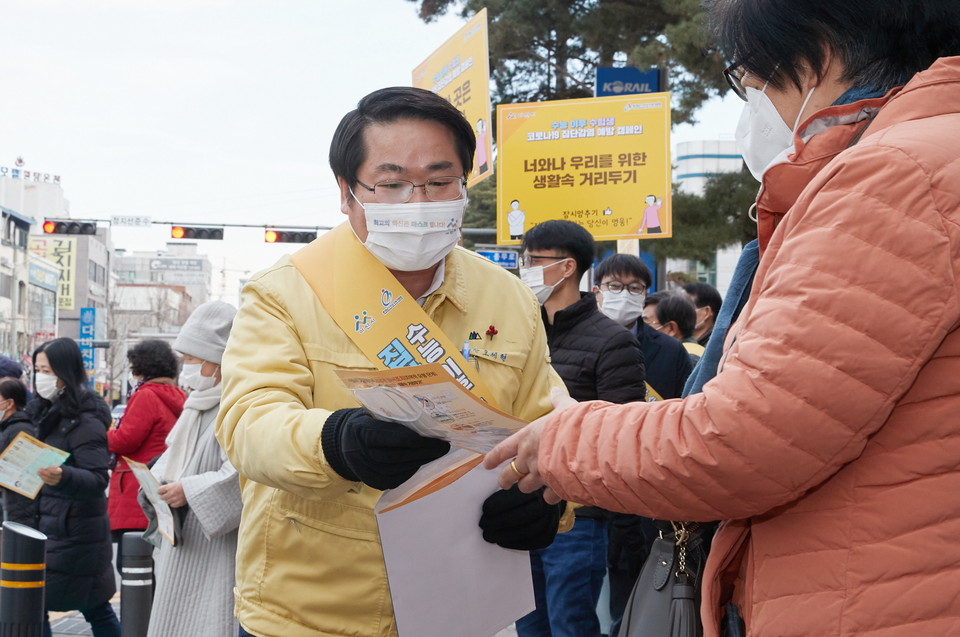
[537,56,960,637]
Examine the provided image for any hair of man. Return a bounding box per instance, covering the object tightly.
[646,290,697,339]
[683,282,722,318]
[595,253,653,289]
[522,219,595,279]
[0,377,27,411]
[328,86,477,187]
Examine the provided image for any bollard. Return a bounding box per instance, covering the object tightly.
[119,532,154,637]
[0,521,47,637]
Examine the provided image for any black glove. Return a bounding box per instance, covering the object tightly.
[321,408,451,490]
[479,485,564,550]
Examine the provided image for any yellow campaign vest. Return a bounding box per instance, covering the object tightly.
[644,381,665,402]
[290,222,499,408]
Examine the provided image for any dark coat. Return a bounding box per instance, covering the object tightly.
[542,292,646,404]
[0,410,39,528]
[636,322,693,401]
[26,390,116,612]
[543,292,646,520]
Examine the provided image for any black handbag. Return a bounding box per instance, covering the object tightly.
[617,521,705,637]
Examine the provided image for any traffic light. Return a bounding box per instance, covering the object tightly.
[264,229,317,243]
[170,225,224,240]
[42,219,98,235]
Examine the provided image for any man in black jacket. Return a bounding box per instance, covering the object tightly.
[593,253,693,637]
[516,220,646,637]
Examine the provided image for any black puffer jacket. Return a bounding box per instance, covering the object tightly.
[543,293,646,520]
[0,410,39,528]
[26,390,116,612]
[542,292,646,403]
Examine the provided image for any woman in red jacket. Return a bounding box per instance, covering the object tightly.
[108,339,184,538]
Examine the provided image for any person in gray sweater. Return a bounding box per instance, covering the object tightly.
[140,301,242,637]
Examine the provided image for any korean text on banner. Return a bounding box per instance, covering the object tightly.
[496,93,672,244]
[29,236,78,310]
[412,8,492,187]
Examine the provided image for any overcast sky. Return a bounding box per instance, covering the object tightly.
[1,0,742,304]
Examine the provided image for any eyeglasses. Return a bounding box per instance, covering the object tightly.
[723,62,748,101]
[643,314,663,329]
[354,176,466,204]
[519,254,568,268]
[599,281,647,296]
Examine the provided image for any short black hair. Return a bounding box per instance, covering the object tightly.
[329,87,476,188]
[0,377,27,410]
[708,0,960,92]
[595,254,652,289]
[522,220,595,278]
[683,282,722,318]
[33,338,88,414]
[647,291,697,339]
[127,339,179,379]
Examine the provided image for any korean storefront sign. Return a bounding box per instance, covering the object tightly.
[29,236,78,310]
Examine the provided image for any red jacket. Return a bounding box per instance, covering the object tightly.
[537,57,960,636]
[107,380,185,530]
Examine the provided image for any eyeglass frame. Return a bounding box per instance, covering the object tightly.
[723,62,748,102]
[519,254,571,268]
[353,176,467,203]
[598,281,647,296]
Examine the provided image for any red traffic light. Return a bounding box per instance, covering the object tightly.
[170,225,224,240]
[263,229,317,244]
[42,219,97,235]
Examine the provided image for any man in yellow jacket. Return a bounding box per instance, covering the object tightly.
[217,86,565,637]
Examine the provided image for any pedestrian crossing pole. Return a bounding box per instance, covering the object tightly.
[0,521,47,637]
[120,532,154,637]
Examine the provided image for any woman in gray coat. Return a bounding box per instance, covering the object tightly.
[141,301,242,637]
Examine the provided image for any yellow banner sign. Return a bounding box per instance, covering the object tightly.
[29,236,77,310]
[496,93,672,244]
[412,8,492,188]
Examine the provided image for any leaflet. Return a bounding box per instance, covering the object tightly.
[334,363,526,454]
[124,457,176,545]
[0,431,70,499]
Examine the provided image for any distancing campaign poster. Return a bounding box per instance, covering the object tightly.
[413,8,493,188]
[496,92,672,244]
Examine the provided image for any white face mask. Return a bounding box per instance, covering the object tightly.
[180,363,218,391]
[736,82,816,181]
[35,372,61,401]
[520,260,567,305]
[600,289,646,326]
[356,197,467,272]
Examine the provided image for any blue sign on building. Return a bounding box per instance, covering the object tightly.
[79,307,96,374]
[595,66,661,97]
[476,250,519,270]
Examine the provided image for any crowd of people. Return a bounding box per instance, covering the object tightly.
[1,1,958,636]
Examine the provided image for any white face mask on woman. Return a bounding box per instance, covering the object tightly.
[180,363,218,392]
[736,82,817,181]
[35,372,62,401]
[600,290,646,326]
[355,198,467,272]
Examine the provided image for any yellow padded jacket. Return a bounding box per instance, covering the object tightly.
[217,241,562,637]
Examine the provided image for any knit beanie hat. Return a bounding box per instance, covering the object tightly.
[173,301,237,364]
